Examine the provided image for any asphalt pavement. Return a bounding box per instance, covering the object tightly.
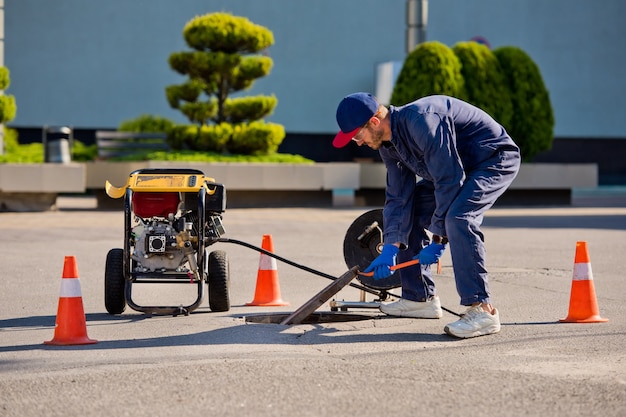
[1,196,625,417]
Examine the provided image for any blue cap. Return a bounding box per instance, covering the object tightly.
[333,92,379,148]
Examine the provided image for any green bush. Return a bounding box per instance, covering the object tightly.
[390,41,466,105]
[118,114,176,133]
[3,127,19,153]
[166,12,283,155]
[71,140,98,162]
[167,123,232,152]
[0,67,10,90]
[228,121,285,155]
[0,66,17,127]
[0,95,16,124]
[0,128,43,163]
[167,120,284,155]
[494,46,555,161]
[140,150,312,164]
[452,41,514,130]
[223,95,277,124]
[183,13,274,53]
[197,123,233,152]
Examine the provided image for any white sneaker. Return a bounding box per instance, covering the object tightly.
[444,305,501,338]
[380,296,443,319]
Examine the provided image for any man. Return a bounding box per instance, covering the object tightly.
[333,93,520,338]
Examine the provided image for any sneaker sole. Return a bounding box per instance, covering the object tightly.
[444,324,501,338]
[380,307,443,319]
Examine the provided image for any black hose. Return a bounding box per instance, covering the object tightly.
[215,237,461,317]
[216,237,386,297]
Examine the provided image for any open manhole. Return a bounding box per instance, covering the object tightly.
[245,267,376,325]
[245,312,376,325]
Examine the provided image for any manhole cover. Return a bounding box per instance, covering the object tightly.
[245,312,375,325]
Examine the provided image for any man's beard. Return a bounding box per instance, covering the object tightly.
[367,126,384,150]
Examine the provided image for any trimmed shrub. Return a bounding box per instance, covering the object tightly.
[0,66,17,125]
[390,41,466,105]
[452,41,514,130]
[198,123,233,152]
[183,13,273,53]
[228,121,285,155]
[3,127,19,153]
[167,123,232,152]
[494,46,555,161]
[0,67,10,90]
[166,12,282,155]
[0,95,16,123]
[118,114,176,133]
[223,95,278,124]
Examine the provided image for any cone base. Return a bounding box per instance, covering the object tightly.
[246,300,290,307]
[559,316,608,324]
[44,337,98,346]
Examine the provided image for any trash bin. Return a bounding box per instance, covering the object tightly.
[42,126,72,163]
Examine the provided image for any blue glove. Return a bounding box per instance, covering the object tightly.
[417,242,446,265]
[363,244,399,280]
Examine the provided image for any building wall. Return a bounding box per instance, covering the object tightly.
[4,0,626,139]
[428,0,626,139]
[4,0,406,132]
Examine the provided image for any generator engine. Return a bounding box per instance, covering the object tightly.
[129,189,225,274]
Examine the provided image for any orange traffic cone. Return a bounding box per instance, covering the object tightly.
[44,256,98,345]
[560,241,608,323]
[246,234,289,306]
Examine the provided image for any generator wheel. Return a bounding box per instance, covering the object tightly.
[207,250,230,312]
[104,248,126,315]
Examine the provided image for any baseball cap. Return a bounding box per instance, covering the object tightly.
[333,92,379,148]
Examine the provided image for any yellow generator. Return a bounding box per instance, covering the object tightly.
[104,168,229,316]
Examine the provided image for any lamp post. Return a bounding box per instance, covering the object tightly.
[406,0,428,54]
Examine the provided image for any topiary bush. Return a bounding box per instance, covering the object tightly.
[228,121,285,155]
[0,66,17,155]
[494,46,555,161]
[0,95,16,123]
[167,123,233,152]
[390,41,466,106]
[0,67,16,122]
[452,41,514,131]
[166,12,284,155]
[118,114,176,133]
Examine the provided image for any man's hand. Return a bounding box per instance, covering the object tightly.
[416,242,446,265]
[363,244,399,280]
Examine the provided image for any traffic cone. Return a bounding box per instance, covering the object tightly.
[44,256,98,345]
[246,234,289,306]
[560,241,608,323]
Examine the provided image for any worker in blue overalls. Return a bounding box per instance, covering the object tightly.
[333,93,520,338]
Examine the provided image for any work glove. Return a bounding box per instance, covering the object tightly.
[416,242,446,265]
[363,244,399,280]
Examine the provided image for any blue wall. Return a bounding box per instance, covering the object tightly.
[5,0,626,138]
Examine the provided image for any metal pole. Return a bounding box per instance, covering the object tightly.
[406,0,428,54]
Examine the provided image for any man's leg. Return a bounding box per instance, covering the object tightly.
[443,149,520,337]
[445,149,519,306]
[381,181,441,318]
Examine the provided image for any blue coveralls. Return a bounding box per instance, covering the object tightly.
[379,95,521,306]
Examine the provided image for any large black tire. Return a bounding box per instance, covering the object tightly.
[207,250,230,312]
[104,248,126,315]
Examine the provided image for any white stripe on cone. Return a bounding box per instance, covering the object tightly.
[258,253,277,271]
[59,277,83,298]
[572,262,593,281]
